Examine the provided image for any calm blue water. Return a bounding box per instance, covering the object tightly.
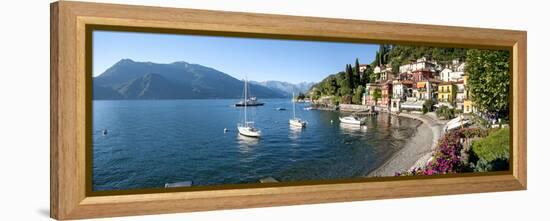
[92,99,420,191]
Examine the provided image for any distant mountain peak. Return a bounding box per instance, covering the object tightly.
[93,59,288,100]
[170,61,189,65]
[249,80,315,96]
[117,58,136,64]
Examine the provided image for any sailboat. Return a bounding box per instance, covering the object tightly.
[289,92,307,128]
[237,77,262,138]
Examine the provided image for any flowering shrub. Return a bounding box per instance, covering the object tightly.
[396,128,489,176]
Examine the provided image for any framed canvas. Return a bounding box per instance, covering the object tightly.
[50,1,527,220]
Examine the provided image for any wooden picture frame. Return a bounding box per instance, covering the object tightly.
[50,1,527,220]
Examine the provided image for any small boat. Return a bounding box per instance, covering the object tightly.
[235,97,264,107]
[303,107,312,110]
[164,181,193,188]
[339,116,365,125]
[276,107,286,111]
[259,177,279,183]
[289,92,307,128]
[237,77,262,138]
[102,129,108,135]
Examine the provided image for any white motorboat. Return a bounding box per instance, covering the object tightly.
[289,92,307,128]
[339,116,365,125]
[237,76,261,138]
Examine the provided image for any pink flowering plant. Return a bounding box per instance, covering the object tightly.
[396,128,488,176]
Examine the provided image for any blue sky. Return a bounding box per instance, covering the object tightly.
[93,31,379,84]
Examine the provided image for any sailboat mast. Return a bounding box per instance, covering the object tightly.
[244,76,247,125]
[293,92,296,119]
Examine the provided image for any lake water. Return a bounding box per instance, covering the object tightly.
[92,99,421,191]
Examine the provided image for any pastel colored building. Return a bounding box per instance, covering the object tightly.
[438,82,456,103]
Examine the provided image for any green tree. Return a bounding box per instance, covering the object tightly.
[341,95,352,104]
[436,106,455,120]
[310,87,321,100]
[354,58,361,88]
[372,88,382,104]
[422,99,434,114]
[465,49,510,119]
[352,85,365,104]
[345,64,354,90]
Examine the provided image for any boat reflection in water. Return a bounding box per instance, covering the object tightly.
[288,124,304,141]
[237,133,259,154]
[339,122,368,134]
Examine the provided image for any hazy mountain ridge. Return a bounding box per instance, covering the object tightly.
[249,80,315,96]
[93,59,289,100]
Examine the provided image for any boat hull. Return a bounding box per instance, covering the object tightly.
[289,119,306,127]
[238,126,262,137]
[235,103,264,107]
[339,117,365,125]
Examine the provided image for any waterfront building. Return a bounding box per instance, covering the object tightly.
[359,64,370,73]
[390,98,401,112]
[398,57,439,73]
[400,97,424,111]
[414,81,432,101]
[439,59,465,82]
[392,80,414,100]
[455,81,465,110]
[437,82,456,103]
[380,81,393,110]
[364,83,381,106]
[373,65,393,83]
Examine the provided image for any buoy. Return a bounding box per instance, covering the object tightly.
[224,128,228,133]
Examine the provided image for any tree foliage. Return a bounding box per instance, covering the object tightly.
[422,99,434,114]
[465,49,510,119]
[381,45,468,68]
[372,88,382,103]
[352,85,365,104]
[310,58,367,105]
[436,106,455,120]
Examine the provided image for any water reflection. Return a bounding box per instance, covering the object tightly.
[237,134,259,153]
[289,124,304,141]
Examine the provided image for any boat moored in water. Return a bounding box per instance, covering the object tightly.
[339,116,365,125]
[289,92,307,128]
[238,122,262,137]
[237,76,262,138]
[235,97,264,107]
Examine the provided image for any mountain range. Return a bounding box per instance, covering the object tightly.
[249,81,314,96]
[93,59,314,100]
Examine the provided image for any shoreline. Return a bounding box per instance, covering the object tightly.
[366,112,445,177]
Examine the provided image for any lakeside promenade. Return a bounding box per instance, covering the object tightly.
[367,112,446,177]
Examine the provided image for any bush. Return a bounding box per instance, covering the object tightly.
[469,128,510,172]
[436,106,455,120]
[422,100,434,114]
[396,128,493,176]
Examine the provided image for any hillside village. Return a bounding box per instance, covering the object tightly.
[361,56,477,114]
[307,47,512,176]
